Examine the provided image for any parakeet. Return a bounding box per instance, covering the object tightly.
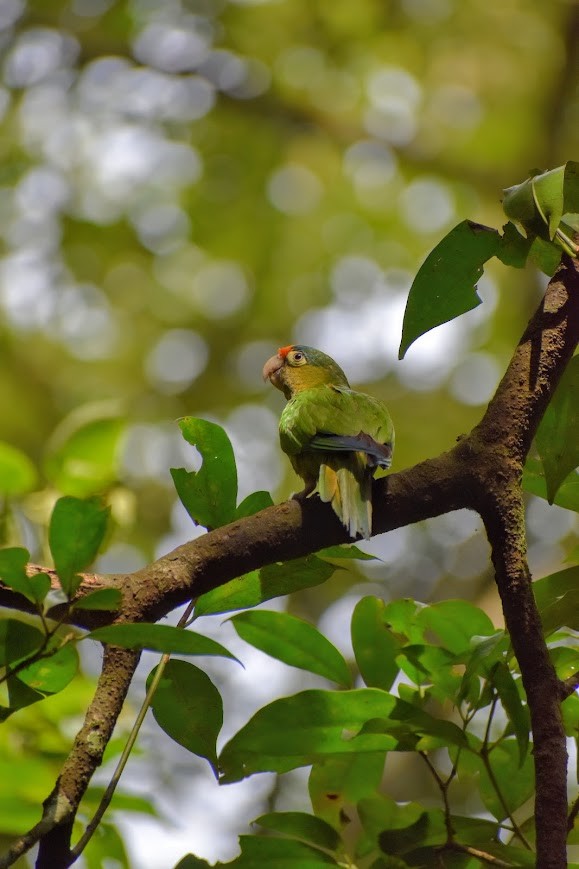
[263,344,394,540]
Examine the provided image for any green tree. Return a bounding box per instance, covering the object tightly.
[0,2,579,868]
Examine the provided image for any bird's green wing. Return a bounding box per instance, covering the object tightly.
[279,385,394,457]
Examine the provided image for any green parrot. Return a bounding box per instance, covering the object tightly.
[263,344,394,540]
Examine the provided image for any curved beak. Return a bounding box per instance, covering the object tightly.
[262,352,284,383]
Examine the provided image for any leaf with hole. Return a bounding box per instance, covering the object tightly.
[398,220,500,359]
[171,417,237,530]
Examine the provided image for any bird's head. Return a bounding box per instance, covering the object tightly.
[263,344,350,398]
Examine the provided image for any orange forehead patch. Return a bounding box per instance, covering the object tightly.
[279,345,294,358]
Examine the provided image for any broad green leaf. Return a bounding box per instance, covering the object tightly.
[73,588,122,611]
[45,408,125,497]
[351,597,399,690]
[309,754,386,827]
[535,356,579,503]
[235,490,274,519]
[0,623,78,718]
[16,640,78,694]
[230,836,338,866]
[549,645,579,682]
[415,600,495,655]
[491,662,530,765]
[89,623,239,662]
[396,644,460,701]
[231,610,351,686]
[533,566,579,607]
[502,162,579,258]
[523,455,579,512]
[219,689,467,783]
[48,496,109,597]
[317,544,378,561]
[528,236,562,276]
[0,547,44,604]
[219,689,401,782]
[0,442,37,496]
[458,631,509,704]
[382,599,424,643]
[173,857,213,869]
[0,618,43,667]
[83,820,129,869]
[195,555,335,617]
[496,221,532,268]
[457,736,535,821]
[171,417,237,530]
[398,220,500,359]
[148,659,222,773]
[256,812,340,852]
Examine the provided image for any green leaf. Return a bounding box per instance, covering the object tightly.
[45,408,125,497]
[231,610,351,686]
[48,496,109,597]
[535,356,579,503]
[0,442,37,496]
[523,455,579,512]
[148,659,222,773]
[230,836,338,866]
[219,689,400,783]
[0,618,43,667]
[496,221,532,268]
[235,490,274,519]
[491,662,530,765]
[382,599,424,643]
[16,641,78,695]
[73,588,122,611]
[173,857,213,869]
[255,811,340,852]
[502,162,579,256]
[351,597,399,690]
[195,555,335,617]
[89,623,239,662]
[219,688,468,784]
[317,544,378,561]
[458,631,509,704]
[528,236,562,276]
[171,417,237,530]
[457,736,535,820]
[532,565,579,633]
[0,547,40,603]
[309,753,386,826]
[415,600,495,655]
[398,220,500,359]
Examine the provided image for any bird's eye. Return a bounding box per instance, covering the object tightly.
[289,350,306,365]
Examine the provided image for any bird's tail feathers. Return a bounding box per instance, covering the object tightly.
[317,455,371,539]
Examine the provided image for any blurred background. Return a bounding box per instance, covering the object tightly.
[0,0,578,865]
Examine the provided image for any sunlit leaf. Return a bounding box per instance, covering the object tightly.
[89,623,239,662]
[0,442,37,496]
[532,566,579,633]
[148,659,222,773]
[535,356,579,504]
[398,220,500,359]
[0,548,47,604]
[503,162,579,246]
[48,496,109,597]
[195,555,335,616]
[317,544,378,561]
[171,417,237,530]
[231,610,351,686]
[351,597,399,690]
[457,736,535,821]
